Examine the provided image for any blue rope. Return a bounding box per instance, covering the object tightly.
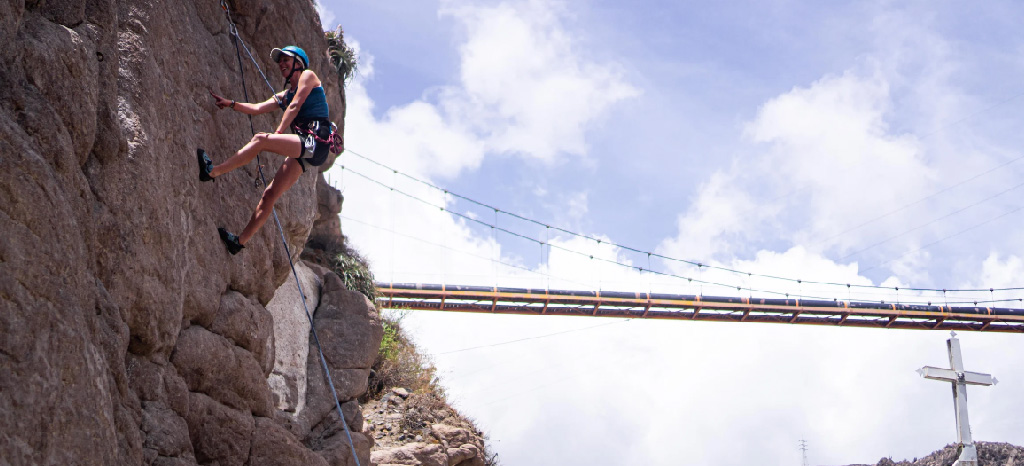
[221,3,362,465]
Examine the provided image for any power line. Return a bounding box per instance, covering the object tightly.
[837,178,1024,262]
[340,165,849,302]
[435,319,629,355]
[819,155,1024,248]
[860,204,1024,275]
[339,214,596,290]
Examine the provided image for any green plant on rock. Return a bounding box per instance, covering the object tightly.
[301,239,378,302]
[379,318,400,362]
[334,249,377,302]
[363,310,443,402]
[324,25,357,84]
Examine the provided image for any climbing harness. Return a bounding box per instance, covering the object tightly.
[292,119,344,155]
[218,2,361,465]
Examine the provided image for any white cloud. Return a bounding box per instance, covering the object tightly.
[321,1,1024,465]
[339,0,639,286]
[342,0,638,185]
[746,67,933,249]
[978,253,1024,288]
[315,2,337,29]
[658,169,772,262]
[442,0,640,160]
[656,64,948,272]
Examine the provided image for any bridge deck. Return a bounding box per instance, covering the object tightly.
[376,283,1024,333]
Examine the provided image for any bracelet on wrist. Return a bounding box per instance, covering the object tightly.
[230,100,236,109]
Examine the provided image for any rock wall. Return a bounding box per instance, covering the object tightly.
[1,0,380,465]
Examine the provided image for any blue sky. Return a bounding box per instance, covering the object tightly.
[314,1,1024,464]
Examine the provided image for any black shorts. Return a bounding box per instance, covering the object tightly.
[293,119,332,172]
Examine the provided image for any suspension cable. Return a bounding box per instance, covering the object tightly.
[343,148,1024,295]
[341,162,1024,307]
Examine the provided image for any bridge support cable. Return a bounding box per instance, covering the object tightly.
[342,149,1024,298]
[375,283,1024,333]
[337,160,1024,308]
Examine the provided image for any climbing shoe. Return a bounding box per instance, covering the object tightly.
[197,149,215,182]
[218,228,244,255]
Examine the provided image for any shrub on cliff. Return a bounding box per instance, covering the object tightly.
[302,238,377,302]
[363,311,441,402]
[333,245,377,302]
[324,25,357,84]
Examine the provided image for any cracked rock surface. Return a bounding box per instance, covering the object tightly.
[0,1,382,464]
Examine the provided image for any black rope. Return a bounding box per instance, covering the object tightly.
[220,2,362,465]
[229,30,265,189]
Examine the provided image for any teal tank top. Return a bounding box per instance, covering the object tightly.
[280,86,329,120]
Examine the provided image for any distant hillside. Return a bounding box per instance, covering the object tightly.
[841,441,1023,466]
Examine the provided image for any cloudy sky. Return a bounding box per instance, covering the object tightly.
[312,1,1024,464]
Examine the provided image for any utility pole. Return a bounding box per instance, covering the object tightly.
[799,439,809,466]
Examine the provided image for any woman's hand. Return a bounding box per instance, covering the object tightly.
[210,90,234,110]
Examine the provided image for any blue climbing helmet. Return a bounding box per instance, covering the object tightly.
[271,45,309,69]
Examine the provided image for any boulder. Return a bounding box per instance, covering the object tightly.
[249,417,330,466]
[126,355,191,419]
[370,443,449,466]
[212,291,276,376]
[305,406,374,466]
[447,444,484,466]
[315,273,384,371]
[307,174,345,253]
[430,425,478,450]
[184,392,254,466]
[266,261,322,413]
[315,431,374,466]
[294,273,383,434]
[170,326,274,417]
[140,401,195,462]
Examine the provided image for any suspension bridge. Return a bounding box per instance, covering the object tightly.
[328,151,1024,334]
[374,283,1024,333]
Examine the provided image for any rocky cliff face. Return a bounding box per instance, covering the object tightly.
[1,1,381,465]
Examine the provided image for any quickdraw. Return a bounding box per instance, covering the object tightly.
[291,120,345,155]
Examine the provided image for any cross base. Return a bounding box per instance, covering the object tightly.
[952,443,978,466]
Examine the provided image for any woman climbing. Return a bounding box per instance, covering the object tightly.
[197,45,334,255]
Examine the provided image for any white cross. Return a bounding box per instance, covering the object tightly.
[918,331,998,466]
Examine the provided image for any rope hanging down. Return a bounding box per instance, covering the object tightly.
[219,3,362,465]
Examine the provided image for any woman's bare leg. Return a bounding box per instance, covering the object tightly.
[238,158,304,245]
[210,133,302,178]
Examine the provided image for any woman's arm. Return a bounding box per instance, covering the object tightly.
[210,90,284,116]
[274,70,321,133]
